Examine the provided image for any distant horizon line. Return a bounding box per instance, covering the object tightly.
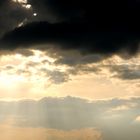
[0,95,140,102]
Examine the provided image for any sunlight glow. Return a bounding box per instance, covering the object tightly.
[33,13,37,16]
[0,49,139,100]
[12,0,32,10]
[135,116,140,122]
[22,4,32,9]
[12,0,27,4]
[0,74,25,89]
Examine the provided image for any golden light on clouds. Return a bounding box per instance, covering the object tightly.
[0,49,139,100]
[1,1,140,140]
[12,0,32,10]
[135,116,140,122]
[12,0,27,4]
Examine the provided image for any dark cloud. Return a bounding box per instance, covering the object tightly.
[1,0,140,58]
[1,21,140,56]
[28,0,85,22]
[109,64,140,80]
[47,70,70,84]
[40,68,70,84]
[0,0,33,37]
[55,53,105,66]
[28,0,140,27]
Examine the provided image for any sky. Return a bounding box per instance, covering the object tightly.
[0,0,140,140]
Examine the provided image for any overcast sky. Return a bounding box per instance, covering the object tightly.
[0,0,140,140]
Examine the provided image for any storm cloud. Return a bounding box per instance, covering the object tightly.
[0,0,33,37]
[1,0,140,58]
[1,21,140,57]
[0,0,140,85]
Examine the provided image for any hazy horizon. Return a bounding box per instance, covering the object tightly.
[0,95,139,140]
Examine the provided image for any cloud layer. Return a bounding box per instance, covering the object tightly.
[1,21,140,57]
[1,0,140,59]
[0,96,140,140]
